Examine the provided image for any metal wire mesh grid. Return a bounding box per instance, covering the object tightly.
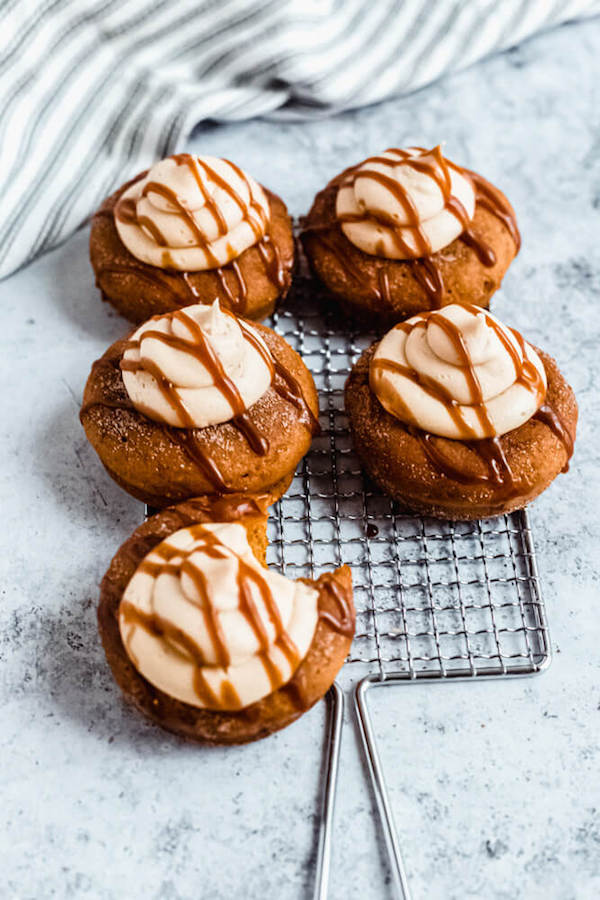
[145,276,550,900]
[266,277,550,680]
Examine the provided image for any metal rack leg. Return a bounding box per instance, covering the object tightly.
[355,677,412,900]
[313,681,344,900]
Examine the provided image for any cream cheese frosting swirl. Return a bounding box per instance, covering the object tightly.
[336,146,475,259]
[121,301,273,428]
[370,304,547,440]
[114,154,270,271]
[119,522,319,710]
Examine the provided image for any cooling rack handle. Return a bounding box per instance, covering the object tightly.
[313,681,344,900]
[355,676,412,900]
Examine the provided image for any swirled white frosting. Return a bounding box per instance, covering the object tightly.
[115,154,270,271]
[121,301,273,428]
[336,146,475,259]
[119,522,319,710]
[370,304,547,439]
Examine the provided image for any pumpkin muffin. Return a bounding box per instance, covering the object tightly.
[345,304,577,519]
[90,154,294,323]
[302,145,520,326]
[80,301,319,507]
[99,494,355,744]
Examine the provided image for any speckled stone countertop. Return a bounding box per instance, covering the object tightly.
[1,17,599,900]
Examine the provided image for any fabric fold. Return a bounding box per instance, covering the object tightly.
[1,0,598,278]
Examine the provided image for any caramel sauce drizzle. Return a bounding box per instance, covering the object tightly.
[340,146,460,258]
[95,262,199,308]
[412,256,445,308]
[257,233,289,292]
[461,167,522,253]
[225,158,269,241]
[119,308,276,491]
[238,318,320,435]
[215,259,247,313]
[120,523,304,709]
[377,267,391,304]
[315,574,355,637]
[532,403,574,473]
[104,154,285,317]
[121,321,243,426]
[188,495,268,522]
[283,571,355,712]
[459,228,496,267]
[413,430,514,493]
[140,179,221,268]
[370,309,565,493]
[171,153,229,238]
[302,148,521,310]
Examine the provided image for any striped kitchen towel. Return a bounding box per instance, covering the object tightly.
[1,0,598,279]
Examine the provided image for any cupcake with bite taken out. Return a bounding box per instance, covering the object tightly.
[99,495,355,744]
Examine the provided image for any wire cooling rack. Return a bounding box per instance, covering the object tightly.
[145,273,550,900]
[265,274,551,900]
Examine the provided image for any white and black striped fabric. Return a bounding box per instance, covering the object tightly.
[1,0,598,279]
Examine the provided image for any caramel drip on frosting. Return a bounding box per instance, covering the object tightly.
[141,179,221,268]
[424,313,495,437]
[119,601,222,705]
[338,146,469,259]
[108,155,284,316]
[117,196,169,249]
[120,523,303,710]
[225,158,269,241]
[373,311,549,439]
[140,152,266,261]
[121,313,249,424]
[303,150,521,310]
[171,154,229,237]
[119,309,274,491]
